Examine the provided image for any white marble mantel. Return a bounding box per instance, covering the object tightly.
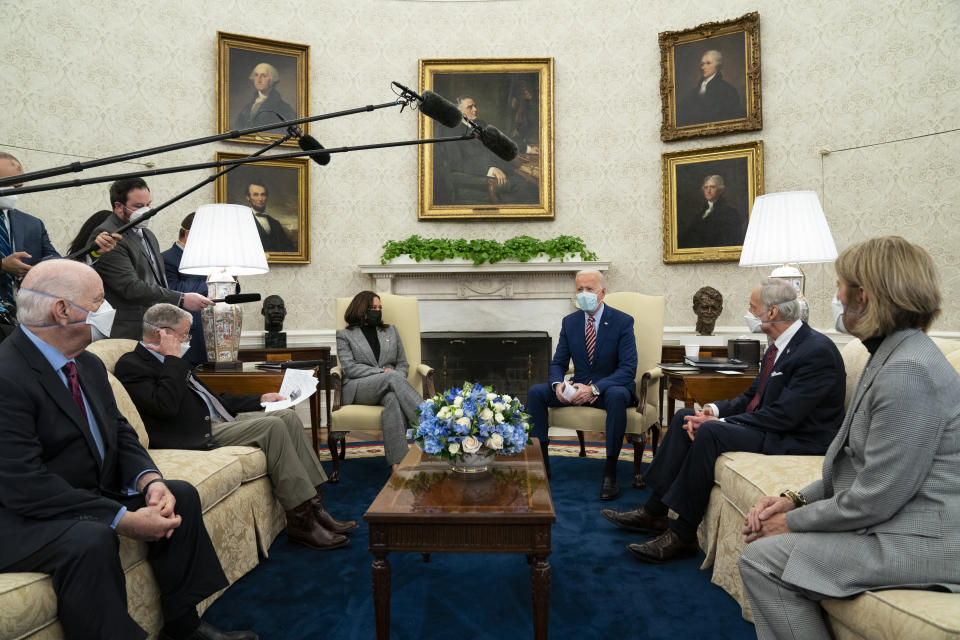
[358,260,610,300]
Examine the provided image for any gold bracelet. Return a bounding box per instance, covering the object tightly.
[779,489,806,508]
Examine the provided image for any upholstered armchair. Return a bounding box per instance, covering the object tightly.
[328,293,435,482]
[547,292,665,489]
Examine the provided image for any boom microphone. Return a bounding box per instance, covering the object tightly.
[297,135,331,166]
[391,81,463,129]
[210,293,263,304]
[473,123,519,162]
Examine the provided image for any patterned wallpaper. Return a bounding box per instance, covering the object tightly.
[2,0,958,334]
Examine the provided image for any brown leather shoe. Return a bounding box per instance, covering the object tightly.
[285,501,348,550]
[601,505,668,534]
[626,529,698,564]
[310,494,358,534]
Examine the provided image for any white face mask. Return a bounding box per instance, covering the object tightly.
[0,193,18,210]
[129,206,151,229]
[743,310,765,333]
[831,294,847,334]
[179,341,191,358]
[22,289,115,342]
[576,291,599,313]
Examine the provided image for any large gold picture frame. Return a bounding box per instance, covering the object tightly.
[418,58,554,220]
[662,141,763,264]
[659,12,761,142]
[215,152,310,264]
[217,32,309,147]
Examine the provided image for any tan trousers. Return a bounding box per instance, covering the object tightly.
[212,408,327,510]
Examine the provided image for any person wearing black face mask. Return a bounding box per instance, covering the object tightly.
[336,291,423,470]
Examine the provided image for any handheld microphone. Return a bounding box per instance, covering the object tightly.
[210,293,262,304]
[391,82,463,129]
[297,135,331,166]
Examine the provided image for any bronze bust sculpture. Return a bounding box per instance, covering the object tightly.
[692,286,723,336]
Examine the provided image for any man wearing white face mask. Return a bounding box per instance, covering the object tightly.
[90,178,213,339]
[0,260,257,640]
[115,303,356,551]
[604,278,846,564]
[527,269,639,499]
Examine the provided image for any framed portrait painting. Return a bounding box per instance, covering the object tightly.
[217,32,309,146]
[662,140,764,264]
[418,57,554,220]
[214,152,310,264]
[659,12,761,141]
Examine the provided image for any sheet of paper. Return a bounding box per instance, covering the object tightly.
[261,368,318,412]
[716,370,745,375]
[561,382,577,400]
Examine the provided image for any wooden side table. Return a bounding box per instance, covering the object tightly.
[661,368,759,426]
[196,362,324,457]
[238,345,332,428]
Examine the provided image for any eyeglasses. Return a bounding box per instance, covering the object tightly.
[147,323,190,342]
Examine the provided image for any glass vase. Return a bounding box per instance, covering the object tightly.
[450,451,492,474]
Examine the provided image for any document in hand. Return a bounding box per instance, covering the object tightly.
[261,368,318,412]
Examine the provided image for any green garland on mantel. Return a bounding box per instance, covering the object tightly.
[380,235,599,266]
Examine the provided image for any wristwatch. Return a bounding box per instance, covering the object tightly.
[590,384,600,397]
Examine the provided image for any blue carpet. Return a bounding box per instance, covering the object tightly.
[203,456,756,639]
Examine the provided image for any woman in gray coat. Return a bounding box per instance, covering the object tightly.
[739,236,960,639]
[336,291,423,469]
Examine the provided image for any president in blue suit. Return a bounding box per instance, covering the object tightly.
[604,279,846,564]
[527,269,638,500]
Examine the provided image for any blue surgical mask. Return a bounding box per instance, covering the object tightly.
[0,193,19,210]
[576,291,599,313]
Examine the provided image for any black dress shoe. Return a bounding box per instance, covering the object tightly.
[626,529,698,564]
[600,476,621,501]
[191,621,259,640]
[601,505,668,534]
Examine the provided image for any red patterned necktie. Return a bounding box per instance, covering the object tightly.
[586,316,599,404]
[745,345,778,413]
[61,361,87,420]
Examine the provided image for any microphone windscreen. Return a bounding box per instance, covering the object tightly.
[420,91,463,129]
[298,135,331,166]
[223,293,262,304]
[479,125,519,162]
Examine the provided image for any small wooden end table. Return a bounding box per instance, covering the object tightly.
[364,441,556,640]
[661,367,759,424]
[238,346,332,428]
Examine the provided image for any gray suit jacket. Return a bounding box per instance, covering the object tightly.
[91,214,181,339]
[336,325,409,406]
[784,329,960,595]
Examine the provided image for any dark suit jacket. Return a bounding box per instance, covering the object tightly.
[234,90,296,130]
[161,243,207,364]
[714,322,845,454]
[254,213,295,252]
[677,196,746,249]
[91,214,181,339]
[114,343,262,450]
[676,71,744,127]
[0,329,156,570]
[6,208,60,266]
[548,304,638,404]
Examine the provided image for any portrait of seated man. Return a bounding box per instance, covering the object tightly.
[677,174,747,249]
[233,62,296,132]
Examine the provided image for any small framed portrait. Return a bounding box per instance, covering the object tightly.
[659,12,761,142]
[418,57,555,220]
[217,32,309,146]
[214,152,310,264]
[662,140,764,264]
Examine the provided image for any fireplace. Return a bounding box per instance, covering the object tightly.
[421,332,551,404]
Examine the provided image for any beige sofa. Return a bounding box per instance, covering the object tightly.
[0,339,286,640]
[699,337,960,639]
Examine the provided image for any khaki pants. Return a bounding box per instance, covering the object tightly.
[212,408,326,510]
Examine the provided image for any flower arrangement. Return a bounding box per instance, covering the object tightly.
[408,382,532,462]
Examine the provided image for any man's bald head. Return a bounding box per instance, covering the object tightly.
[18,260,102,327]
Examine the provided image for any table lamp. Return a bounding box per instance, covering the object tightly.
[739,191,837,321]
[180,203,269,369]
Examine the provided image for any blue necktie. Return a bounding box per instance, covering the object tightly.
[0,211,15,305]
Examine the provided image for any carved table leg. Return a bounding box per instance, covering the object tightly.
[372,552,391,640]
[531,556,550,640]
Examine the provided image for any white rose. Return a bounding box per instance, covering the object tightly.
[502,395,512,404]
[486,392,498,401]
[486,433,504,450]
[461,435,481,454]
[455,408,464,418]
[493,402,505,412]
[495,412,505,424]
[448,442,460,454]
[453,396,464,407]
[456,417,471,428]
[437,406,451,419]
[479,408,494,422]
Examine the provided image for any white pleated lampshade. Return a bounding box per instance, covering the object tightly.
[179,204,269,276]
[739,191,838,267]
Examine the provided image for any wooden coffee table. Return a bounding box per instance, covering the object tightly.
[364,440,556,639]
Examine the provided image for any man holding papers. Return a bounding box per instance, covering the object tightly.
[115,303,356,551]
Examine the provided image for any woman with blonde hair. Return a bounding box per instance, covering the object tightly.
[739,236,960,639]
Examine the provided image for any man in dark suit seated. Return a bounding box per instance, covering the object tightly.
[115,303,356,551]
[0,259,255,640]
[603,278,846,563]
[527,269,638,500]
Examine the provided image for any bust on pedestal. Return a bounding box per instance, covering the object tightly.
[262,294,287,348]
[692,286,723,336]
